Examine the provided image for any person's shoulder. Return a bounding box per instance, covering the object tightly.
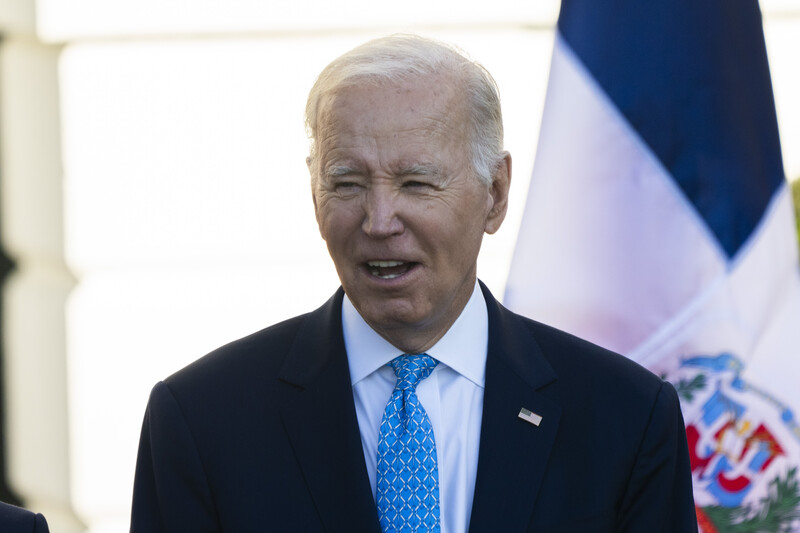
[0,501,33,521]
[483,283,663,392]
[504,307,666,398]
[0,501,50,532]
[502,309,681,435]
[532,317,655,375]
[160,289,343,398]
[171,312,308,384]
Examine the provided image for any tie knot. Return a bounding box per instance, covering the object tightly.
[390,354,438,391]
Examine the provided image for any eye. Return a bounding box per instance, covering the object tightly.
[323,165,364,192]
[398,166,441,190]
[402,179,433,189]
[331,180,365,195]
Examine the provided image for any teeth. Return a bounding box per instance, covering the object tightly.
[366,260,408,279]
[367,260,405,267]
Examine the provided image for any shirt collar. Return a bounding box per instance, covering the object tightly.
[342,281,488,388]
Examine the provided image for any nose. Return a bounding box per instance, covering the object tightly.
[361,186,404,238]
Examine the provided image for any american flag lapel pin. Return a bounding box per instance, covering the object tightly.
[518,407,543,427]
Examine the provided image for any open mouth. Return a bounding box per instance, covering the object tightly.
[366,260,416,280]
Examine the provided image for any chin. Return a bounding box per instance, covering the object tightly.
[359,299,425,326]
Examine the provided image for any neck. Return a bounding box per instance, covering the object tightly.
[367,282,476,354]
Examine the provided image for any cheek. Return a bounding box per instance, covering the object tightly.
[315,208,338,244]
[317,202,361,245]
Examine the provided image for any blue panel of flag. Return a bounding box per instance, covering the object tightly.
[558,0,785,258]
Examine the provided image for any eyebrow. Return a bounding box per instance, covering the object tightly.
[324,165,359,178]
[323,162,442,179]
[396,163,440,176]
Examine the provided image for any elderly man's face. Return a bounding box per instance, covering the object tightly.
[311,74,509,352]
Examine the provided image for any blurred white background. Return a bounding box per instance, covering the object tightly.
[0,1,798,531]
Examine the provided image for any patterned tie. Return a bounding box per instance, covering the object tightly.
[376,354,441,533]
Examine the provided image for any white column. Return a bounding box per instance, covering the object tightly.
[0,12,86,533]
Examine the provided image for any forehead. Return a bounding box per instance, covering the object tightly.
[316,74,469,142]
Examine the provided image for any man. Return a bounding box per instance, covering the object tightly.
[131,34,697,532]
[0,501,49,533]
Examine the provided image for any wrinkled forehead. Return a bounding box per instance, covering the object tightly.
[316,73,469,138]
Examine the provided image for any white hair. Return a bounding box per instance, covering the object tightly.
[305,34,505,186]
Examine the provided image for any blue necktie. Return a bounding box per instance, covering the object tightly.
[376,354,441,533]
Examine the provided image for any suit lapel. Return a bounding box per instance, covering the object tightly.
[469,284,562,532]
[278,289,381,533]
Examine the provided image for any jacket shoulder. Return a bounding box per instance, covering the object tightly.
[161,288,344,402]
[522,315,662,387]
[0,502,49,532]
[489,294,668,409]
[166,312,308,389]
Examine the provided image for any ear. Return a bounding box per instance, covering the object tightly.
[484,152,511,235]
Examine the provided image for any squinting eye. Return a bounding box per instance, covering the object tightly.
[333,182,366,195]
[403,180,429,188]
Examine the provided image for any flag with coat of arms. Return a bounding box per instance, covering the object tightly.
[504,0,800,530]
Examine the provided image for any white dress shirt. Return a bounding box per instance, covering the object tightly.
[343,281,488,533]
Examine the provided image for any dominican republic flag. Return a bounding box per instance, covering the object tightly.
[504,0,800,529]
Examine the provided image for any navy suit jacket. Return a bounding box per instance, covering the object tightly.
[131,283,697,532]
[0,502,49,533]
